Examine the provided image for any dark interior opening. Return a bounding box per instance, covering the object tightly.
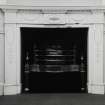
[21,27,88,93]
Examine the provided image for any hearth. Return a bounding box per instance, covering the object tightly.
[21,27,88,93]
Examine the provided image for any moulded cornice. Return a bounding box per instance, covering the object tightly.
[0,5,105,11]
[2,8,18,13]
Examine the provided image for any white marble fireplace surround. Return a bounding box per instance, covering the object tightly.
[0,5,105,95]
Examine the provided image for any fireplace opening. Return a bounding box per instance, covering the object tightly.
[21,27,88,93]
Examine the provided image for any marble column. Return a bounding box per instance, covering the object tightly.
[3,9,21,95]
[88,24,104,94]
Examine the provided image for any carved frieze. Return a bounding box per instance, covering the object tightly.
[13,9,104,24]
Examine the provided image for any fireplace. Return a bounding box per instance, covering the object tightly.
[0,6,104,95]
[21,27,88,93]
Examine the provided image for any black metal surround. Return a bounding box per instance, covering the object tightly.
[21,27,88,93]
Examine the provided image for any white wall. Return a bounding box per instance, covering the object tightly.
[0,0,7,4]
[102,0,105,5]
[7,0,102,6]
[0,10,4,95]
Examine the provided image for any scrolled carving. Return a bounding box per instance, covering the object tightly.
[17,10,43,22]
[70,14,89,23]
